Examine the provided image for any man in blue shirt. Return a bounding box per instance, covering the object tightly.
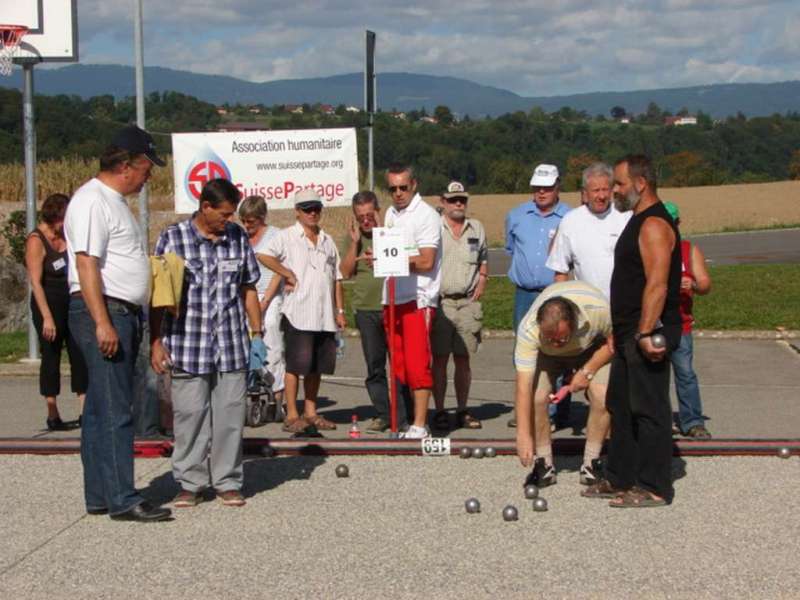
[505,164,571,427]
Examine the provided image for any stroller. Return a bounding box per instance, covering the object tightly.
[245,363,284,427]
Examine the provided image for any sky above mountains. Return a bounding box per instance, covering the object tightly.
[74,0,800,96]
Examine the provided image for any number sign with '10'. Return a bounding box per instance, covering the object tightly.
[372,227,409,277]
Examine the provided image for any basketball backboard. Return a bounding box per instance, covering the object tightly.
[1,0,78,63]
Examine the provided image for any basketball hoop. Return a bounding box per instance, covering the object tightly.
[0,24,28,76]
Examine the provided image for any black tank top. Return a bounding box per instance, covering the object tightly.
[610,202,682,341]
[28,229,69,297]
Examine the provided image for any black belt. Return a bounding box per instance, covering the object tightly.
[70,292,141,314]
[441,293,469,300]
[517,286,545,293]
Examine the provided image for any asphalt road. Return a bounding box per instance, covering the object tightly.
[488,227,800,275]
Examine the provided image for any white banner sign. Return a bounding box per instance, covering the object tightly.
[171,128,359,213]
[372,227,409,277]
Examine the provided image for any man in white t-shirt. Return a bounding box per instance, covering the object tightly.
[239,195,285,402]
[547,162,631,300]
[381,164,442,438]
[544,161,631,485]
[65,125,171,522]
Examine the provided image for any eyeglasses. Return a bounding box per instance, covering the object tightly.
[300,206,322,214]
[445,197,467,204]
[388,185,410,193]
[532,185,557,194]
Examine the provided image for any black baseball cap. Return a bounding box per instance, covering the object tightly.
[111,125,166,167]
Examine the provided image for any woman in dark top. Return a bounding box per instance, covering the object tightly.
[24,193,88,431]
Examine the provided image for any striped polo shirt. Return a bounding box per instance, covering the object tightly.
[514,280,612,373]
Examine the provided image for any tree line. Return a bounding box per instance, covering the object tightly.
[2,87,799,194]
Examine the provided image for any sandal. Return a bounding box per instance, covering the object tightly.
[282,416,309,433]
[306,414,337,430]
[608,486,667,508]
[581,479,626,499]
[432,410,449,431]
[457,411,482,429]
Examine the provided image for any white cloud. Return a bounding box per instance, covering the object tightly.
[71,0,800,96]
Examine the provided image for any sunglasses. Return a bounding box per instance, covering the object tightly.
[445,197,467,204]
[388,185,410,193]
[300,206,322,214]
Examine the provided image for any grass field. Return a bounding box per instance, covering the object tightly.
[2,263,796,363]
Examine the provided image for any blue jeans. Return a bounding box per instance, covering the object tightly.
[670,332,704,432]
[69,296,143,515]
[513,286,571,423]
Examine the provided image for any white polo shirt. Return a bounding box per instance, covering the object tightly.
[264,222,342,332]
[382,194,442,308]
[251,224,281,298]
[546,204,631,300]
[65,177,150,307]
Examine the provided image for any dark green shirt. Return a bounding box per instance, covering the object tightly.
[342,233,384,311]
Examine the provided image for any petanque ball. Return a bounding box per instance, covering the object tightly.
[778,447,792,459]
[485,447,497,458]
[459,447,472,459]
[260,445,276,458]
[532,497,548,512]
[472,447,485,459]
[502,505,519,521]
[465,498,481,514]
[524,484,539,500]
[335,464,349,478]
[651,333,666,349]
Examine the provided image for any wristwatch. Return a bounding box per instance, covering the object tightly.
[634,331,653,343]
[580,368,594,381]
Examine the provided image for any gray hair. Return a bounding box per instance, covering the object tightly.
[352,190,380,211]
[581,162,613,190]
[385,163,415,181]
[238,195,267,221]
[536,297,578,332]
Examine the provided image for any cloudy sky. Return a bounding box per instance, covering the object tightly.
[73,0,800,96]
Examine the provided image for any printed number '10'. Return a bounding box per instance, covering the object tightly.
[383,248,399,257]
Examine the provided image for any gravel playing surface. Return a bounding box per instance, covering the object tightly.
[0,454,798,599]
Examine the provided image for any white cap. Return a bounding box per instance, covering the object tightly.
[443,181,469,199]
[530,164,560,186]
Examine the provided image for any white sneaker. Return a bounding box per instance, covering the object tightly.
[399,424,430,439]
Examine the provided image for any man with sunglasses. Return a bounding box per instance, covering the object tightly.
[260,189,346,434]
[505,163,571,429]
[431,181,488,431]
[514,281,613,488]
[383,164,442,439]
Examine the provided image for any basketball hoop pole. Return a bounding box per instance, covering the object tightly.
[22,62,39,361]
[133,0,149,250]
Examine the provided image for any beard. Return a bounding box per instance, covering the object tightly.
[614,188,640,212]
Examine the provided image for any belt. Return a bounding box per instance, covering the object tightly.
[441,293,469,300]
[516,286,545,293]
[70,292,141,314]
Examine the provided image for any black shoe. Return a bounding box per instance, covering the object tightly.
[110,501,172,522]
[86,507,109,515]
[524,458,557,488]
[46,416,70,431]
[579,458,604,485]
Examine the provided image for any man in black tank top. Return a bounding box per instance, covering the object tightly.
[588,155,681,507]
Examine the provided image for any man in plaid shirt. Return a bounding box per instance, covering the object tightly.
[150,178,263,508]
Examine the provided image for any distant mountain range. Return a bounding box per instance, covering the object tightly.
[3,64,800,118]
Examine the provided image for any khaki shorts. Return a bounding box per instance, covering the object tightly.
[431,298,483,356]
[532,342,610,397]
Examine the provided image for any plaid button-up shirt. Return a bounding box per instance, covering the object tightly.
[154,217,260,375]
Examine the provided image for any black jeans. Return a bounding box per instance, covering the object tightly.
[31,294,88,397]
[606,337,675,502]
[355,310,412,426]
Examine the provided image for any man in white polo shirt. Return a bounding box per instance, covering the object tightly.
[65,125,171,522]
[260,189,346,434]
[382,164,442,438]
[547,162,631,300]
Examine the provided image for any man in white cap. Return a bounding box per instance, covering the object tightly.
[431,181,488,431]
[505,163,571,427]
[260,189,346,434]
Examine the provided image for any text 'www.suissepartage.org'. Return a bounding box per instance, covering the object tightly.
[256,159,345,171]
